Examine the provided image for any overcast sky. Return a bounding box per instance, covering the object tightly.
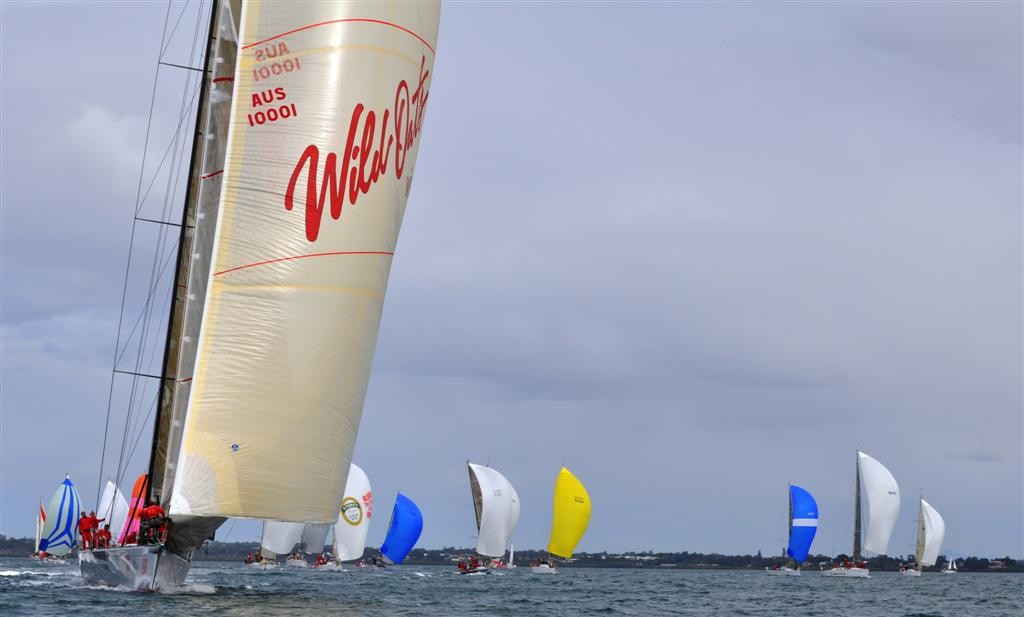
[2,1,1021,559]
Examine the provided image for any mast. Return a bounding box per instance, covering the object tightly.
[853,451,863,560]
[786,484,793,560]
[145,0,222,507]
[915,495,926,565]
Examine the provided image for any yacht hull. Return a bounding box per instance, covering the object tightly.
[821,566,870,578]
[765,566,800,576]
[79,545,190,591]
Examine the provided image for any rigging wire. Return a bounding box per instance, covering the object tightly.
[113,0,209,495]
[96,0,175,507]
[97,0,213,505]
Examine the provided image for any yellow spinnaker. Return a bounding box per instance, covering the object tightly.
[546,467,591,558]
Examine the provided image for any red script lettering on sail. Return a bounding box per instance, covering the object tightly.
[284,57,431,242]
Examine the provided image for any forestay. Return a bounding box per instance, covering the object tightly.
[858,451,900,555]
[169,0,442,523]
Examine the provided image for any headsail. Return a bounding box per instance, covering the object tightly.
[97,480,131,541]
[380,493,423,565]
[300,524,331,555]
[169,0,442,525]
[917,498,945,567]
[119,474,148,545]
[467,463,520,558]
[261,520,303,556]
[38,476,80,557]
[858,451,900,556]
[333,463,372,561]
[785,485,818,563]
[35,500,45,553]
[546,467,591,559]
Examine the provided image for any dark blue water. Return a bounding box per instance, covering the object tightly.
[1,557,1021,616]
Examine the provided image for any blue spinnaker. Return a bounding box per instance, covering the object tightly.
[380,493,423,565]
[786,484,818,563]
[39,476,81,556]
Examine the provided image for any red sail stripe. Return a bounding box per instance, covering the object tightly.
[242,18,435,55]
[201,169,224,179]
[214,250,394,277]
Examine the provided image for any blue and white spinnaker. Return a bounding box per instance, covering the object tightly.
[38,475,81,556]
[786,484,818,563]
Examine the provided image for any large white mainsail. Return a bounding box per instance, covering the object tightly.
[468,463,520,558]
[169,0,442,525]
[917,498,945,567]
[333,463,372,562]
[858,451,900,555]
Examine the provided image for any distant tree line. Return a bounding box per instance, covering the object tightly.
[2,535,1019,572]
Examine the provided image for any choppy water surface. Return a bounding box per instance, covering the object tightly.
[1,557,1021,616]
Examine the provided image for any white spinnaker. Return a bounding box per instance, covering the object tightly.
[919,499,946,566]
[334,463,372,561]
[97,481,130,540]
[169,0,441,523]
[469,463,518,558]
[858,451,900,555]
[507,479,521,542]
[301,524,331,554]
[261,520,304,555]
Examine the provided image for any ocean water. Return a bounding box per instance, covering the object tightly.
[1,557,1021,616]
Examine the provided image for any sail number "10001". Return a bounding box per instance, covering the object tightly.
[247,87,297,127]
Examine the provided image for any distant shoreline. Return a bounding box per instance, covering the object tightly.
[3,536,1020,572]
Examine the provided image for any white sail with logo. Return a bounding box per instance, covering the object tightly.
[333,463,372,561]
[917,498,946,567]
[858,451,900,555]
[468,463,520,558]
[168,1,442,524]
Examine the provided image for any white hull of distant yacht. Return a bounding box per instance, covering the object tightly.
[313,562,345,571]
[285,558,308,568]
[531,563,557,574]
[900,568,922,577]
[245,560,278,570]
[765,566,800,576]
[79,545,190,591]
[822,566,870,578]
[942,568,957,574]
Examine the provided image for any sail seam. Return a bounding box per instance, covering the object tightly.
[241,18,435,55]
[214,250,394,276]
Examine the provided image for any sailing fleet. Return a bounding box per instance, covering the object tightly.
[26,0,968,593]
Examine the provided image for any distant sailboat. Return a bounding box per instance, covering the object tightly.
[901,497,945,577]
[458,462,520,574]
[38,476,81,558]
[766,484,818,576]
[379,494,423,566]
[532,467,591,574]
[315,463,372,570]
[823,451,900,578]
[33,500,45,557]
[942,556,958,574]
[96,480,131,543]
[257,520,303,567]
[81,0,441,591]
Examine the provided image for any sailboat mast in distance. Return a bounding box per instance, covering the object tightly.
[853,451,862,560]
